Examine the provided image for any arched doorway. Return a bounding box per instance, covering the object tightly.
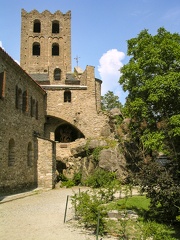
[55,123,84,143]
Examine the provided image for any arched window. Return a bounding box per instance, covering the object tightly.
[27,142,33,167]
[31,97,36,117]
[52,20,59,33]
[33,19,41,33]
[52,43,59,56]
[15,86,22,110]
[54,68,61,80]
[8,139,15,166]
[22,90,28,112]
[64,90,71,102]
[32,42,40,56]
[36,101,38,120]
[0,71,6,99]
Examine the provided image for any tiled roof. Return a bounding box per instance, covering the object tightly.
[30,73,50,82]
[66,73,76,81]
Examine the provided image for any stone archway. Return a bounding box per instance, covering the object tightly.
[55,123,84,143]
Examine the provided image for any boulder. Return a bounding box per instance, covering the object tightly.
[88,139,107,149]
[98,147,127,179]
[109,108,122,117]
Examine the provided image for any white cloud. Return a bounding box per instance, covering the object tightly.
[98,49,127,104]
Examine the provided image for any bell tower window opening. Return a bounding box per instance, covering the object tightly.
[33,19,41,33]
[52,43,59,56]
[54,68,61,80]
[32,42,40,56]
[52,20,59,33]
[64,90,71,102]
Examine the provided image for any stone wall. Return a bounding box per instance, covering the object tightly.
[44,65,111,139]
[0,8,114,193]
[0,48,46,192]
[37,138,56,189]
[20,9,110,141]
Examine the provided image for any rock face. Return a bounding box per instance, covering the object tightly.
[109,107,122,117]
[99,147,127,179]
[55,108,128,182]
[56,138,127,181]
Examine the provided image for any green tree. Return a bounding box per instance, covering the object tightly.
[101,91,122,111]
[119,28,180,221]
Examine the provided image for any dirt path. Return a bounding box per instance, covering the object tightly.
[0,187,115,240]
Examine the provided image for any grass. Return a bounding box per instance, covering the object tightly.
[102,195,178,239]
[71,186,180,239]
[106,195,150,213]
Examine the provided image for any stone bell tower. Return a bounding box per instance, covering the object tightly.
[20,9,71,85]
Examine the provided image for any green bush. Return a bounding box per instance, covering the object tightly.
[84,168,120,189]
[92,146,104,162]
[73,172,82,185]
[59,172,82,188]
[71,190,107,235]
[71,188,178,239]
[141,221,176,240]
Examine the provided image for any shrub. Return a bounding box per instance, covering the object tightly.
[141,221,176,240]
[92,146,104,162]
[71,190,107,235]
[59,172,82,188]
[84,168,120,189]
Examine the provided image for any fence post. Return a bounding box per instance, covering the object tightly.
[64,195,69,223]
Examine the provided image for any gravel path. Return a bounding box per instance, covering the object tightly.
[0,187,116,240]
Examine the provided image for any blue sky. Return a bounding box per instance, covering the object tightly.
[0,0,180,104]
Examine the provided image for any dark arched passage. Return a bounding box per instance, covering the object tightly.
[55,123,84,143]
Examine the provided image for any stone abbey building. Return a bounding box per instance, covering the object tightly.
[0,9,110,192]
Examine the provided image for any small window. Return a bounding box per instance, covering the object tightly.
[33,19,41,33]
[27,142,33,167]
[52,20,59,33]
[32,42,40,56]
[15,86,22,110]
[0,71,6,99]
[64,90,71,102]
[54,68,61,80]
[22,90,28,112]
[36,101,38,120]
[31,97,36,117]
[8,139,15,166]
[52,43,59,56]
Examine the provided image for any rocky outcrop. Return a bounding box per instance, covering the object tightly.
[56,137,127,181]
[99,147,127,179]
[55,108,129,182]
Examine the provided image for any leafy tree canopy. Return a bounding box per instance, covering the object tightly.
[119,27,180,221]
[119,27,180,156]
[101,90,122,111]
